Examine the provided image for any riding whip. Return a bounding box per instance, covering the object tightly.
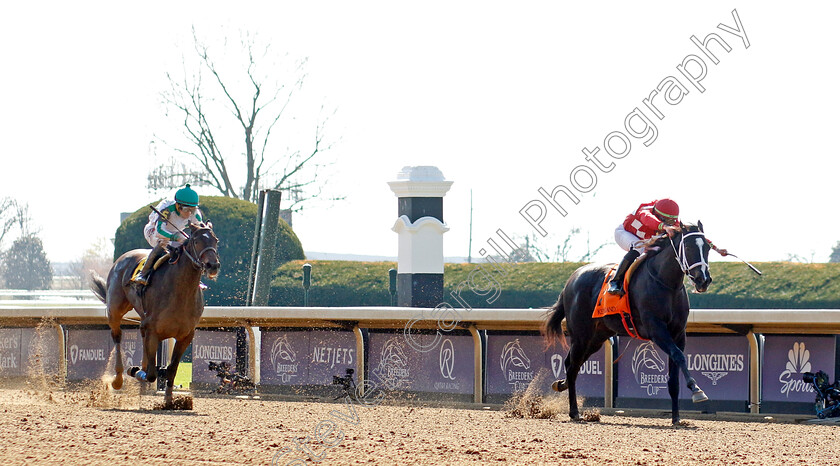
[715,248,762,276]
[149,205,190,239]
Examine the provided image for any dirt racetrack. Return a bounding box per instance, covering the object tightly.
[1,378,839,466]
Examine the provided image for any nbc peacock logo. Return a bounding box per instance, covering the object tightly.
[778,342,814,397]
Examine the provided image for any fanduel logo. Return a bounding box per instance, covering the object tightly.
[69,344,106,365]
[551,354,563,378]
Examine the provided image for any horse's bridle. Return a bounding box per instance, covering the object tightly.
[182,227,219,272]
[669,231,709,275]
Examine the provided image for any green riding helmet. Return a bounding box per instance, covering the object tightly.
[175,184,200,207]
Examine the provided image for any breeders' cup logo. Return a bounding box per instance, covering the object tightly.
[500,339,533,391]
[551,354,564,379]
[270,335,299,383]
[632,341,667,396]
[779,342,814,397]
[372,337,410,389]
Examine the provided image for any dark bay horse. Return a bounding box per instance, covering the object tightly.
[543,222,712,423]
[90,222,220,405]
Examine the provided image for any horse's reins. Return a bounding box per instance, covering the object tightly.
[149,205,218,273]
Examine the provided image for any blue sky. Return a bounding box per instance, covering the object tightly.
[2,2,837,264]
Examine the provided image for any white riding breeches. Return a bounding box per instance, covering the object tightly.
[615,224,646,254]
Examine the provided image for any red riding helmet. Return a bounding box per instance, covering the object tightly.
[653,198,679,221]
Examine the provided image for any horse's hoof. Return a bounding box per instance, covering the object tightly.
[112,376,123,390]
[691,390,709,403]
[569,413,582,422]
[552,379,568,392]
[672,418,681,425]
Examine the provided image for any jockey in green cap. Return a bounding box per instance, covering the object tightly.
[134,184,203,286]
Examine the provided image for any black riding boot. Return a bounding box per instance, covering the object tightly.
[134,244,167,286]
[607,249,641,296]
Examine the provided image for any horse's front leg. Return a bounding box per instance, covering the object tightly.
[164,334,193,405]
[647,323,707,424]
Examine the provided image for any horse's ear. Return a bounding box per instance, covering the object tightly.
[206,221,213,230]
[698,220,704,233]
[679,221,686,233]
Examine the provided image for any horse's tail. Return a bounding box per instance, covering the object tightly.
[89,272,107,304]
[542,293,569,352]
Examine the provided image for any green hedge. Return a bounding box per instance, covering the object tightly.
[269,261,840,309]
[114,196,304,305]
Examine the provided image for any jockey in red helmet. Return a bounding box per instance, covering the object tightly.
[607,199,681,296]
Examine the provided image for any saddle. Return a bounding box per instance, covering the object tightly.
[592,254,649,340]
[129,249,176,283]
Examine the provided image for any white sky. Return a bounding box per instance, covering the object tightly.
[1,2,838,264]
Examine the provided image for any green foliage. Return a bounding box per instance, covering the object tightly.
[830,242,840,263]
[269,260,840,309]
[113,196,304,305]
[2,235,52,290]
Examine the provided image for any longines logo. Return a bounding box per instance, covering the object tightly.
[372,337,410,389]
[270,335,299,383]
[500,339,533,391]
[686,351,744,386]
[631,341,667,396]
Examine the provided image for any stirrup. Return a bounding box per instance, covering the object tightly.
[606,281,624,296]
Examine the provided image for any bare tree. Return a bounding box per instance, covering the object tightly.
[518,228,609,263]
[153,28,341,210]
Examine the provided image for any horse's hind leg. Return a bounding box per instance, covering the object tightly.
[106,301,132,390]
[109,325,124,390]
[557,330,611,421]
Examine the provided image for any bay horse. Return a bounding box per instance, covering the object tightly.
[90,222,220,405]
[543,222,712,424]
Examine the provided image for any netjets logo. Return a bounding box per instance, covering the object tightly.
[372,336,409,389]
[550,354,564,378]
[439,339,455,380]
[779,342,815,397]
[270,335,299,383]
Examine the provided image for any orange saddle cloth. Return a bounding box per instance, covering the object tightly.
[592,265,628,319]
[592,258,648,340]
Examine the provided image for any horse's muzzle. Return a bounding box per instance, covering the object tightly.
[693,275,712,293]
[205,261,221,279]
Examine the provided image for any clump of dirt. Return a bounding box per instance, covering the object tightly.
[153,395,194,410]
[503,369,583,420]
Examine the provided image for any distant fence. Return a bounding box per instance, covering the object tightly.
[1,301,838,415]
